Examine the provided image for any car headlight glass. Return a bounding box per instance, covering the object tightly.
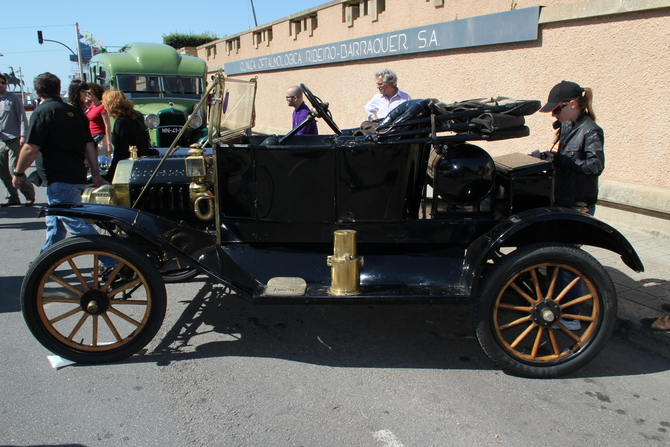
[188,113,203,129]
[145,114,160,129]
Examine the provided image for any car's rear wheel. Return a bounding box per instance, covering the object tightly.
[473,243,616,378]
[21,235,166,364]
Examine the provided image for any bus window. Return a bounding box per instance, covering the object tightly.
[163,76,203,99]
[117,75,161,98]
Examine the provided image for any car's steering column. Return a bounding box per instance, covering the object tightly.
[300,84,341,135]
[278,113,318,144]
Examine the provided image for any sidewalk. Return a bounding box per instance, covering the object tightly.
[585,228,670,359]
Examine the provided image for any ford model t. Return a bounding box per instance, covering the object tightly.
[21,73,643,378]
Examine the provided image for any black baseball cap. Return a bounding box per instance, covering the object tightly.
[539,81,585,113]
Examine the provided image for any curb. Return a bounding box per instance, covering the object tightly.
[614,316,670,360]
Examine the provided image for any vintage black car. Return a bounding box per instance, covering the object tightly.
[21,74,643,378]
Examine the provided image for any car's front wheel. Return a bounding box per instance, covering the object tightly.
[473,243,616,378]
[21,235,167,364]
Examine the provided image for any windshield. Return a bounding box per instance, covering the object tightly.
[116,75,203,100]
[163,76,203,99]
[117,75,161,98]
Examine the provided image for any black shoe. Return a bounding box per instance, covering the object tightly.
[25,198,35,206]
[1,200,21,207]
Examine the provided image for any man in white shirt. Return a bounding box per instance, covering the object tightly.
[364,69,411,120]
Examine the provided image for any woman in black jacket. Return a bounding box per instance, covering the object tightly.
[535,81,605,331]
[537,80,605,215]
[101,89,151,181]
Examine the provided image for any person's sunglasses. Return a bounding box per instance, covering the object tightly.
[552,102,569,115]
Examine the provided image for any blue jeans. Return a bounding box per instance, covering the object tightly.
[42,182,115,268]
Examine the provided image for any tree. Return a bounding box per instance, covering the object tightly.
[163,32,220,49]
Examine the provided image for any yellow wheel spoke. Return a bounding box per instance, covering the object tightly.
[102,263,125,290]
[110,299,148,306]
[42,296,80,304]
[531,327,544,358]
[67,259,90,291]
[545,267,559,300]
[511,322,536,348]
[554,275,581,304]
[499,315,531,330]
[107,306,142,327]
[67,313,90,341]
[555,323,582,342]
[562,314,595,323]
[530,269,544,301]
[560,294,593,309]
[108,278,142,297]
[49,306,82,324]
[498,303,532,312]
[48,274,84,297]
[548,328,560,355]
[510,282,537,305]
[92,315,98,347]
[93,261,100,289]
[101,313,123,342]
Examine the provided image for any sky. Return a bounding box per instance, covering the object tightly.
[1,0,328,96]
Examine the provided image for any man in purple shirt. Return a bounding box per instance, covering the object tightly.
[286,86,318,135]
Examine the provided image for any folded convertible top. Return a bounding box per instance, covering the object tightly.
[342,97,541,145]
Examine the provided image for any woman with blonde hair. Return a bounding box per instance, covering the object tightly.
[102,89,151,181]
[534,81,605,331]
[536,80,604,214]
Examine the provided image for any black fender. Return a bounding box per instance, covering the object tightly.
[40,203,262,298]
[463,207,644,295]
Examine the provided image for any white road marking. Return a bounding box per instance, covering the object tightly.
[373,429,405,447]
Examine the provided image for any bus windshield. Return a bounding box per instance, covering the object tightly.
[163,76,203,99]
[116,75,203,99]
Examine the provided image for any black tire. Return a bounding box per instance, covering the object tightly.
[21,235,167,364]
[473,243,616,378]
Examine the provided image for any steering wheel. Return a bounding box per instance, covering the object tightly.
[300,84,341,135]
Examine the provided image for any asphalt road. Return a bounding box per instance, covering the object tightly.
[2,188,670,447]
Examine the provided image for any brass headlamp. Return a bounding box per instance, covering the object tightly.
[185,147,215,221]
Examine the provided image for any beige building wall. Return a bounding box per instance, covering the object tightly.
[197,0,670,236]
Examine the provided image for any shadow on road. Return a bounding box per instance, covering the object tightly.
[0,275,24,313]
[92,281,670,378]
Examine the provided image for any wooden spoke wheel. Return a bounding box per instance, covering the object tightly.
[474,243,616,378]
[21,235,166,364]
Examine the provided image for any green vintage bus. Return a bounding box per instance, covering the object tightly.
[89,42,207,148]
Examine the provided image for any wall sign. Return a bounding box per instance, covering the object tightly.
[225,7,540,75]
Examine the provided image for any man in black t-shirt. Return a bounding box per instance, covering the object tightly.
[13,73,109,252]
